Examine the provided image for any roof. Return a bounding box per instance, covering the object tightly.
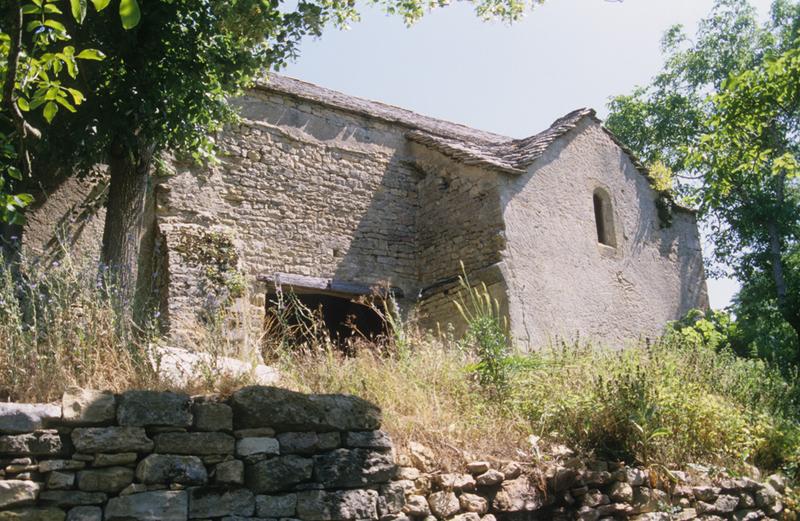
[255,74,694,213]
[255,75,510,145]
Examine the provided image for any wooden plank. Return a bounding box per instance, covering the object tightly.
[258,272,404,299]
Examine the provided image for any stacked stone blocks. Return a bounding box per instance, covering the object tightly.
[0,386,392,521]
[0,387,790,521]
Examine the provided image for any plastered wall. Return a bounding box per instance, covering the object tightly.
[499,119,708,348]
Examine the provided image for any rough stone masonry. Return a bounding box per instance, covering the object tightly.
[21,75,708,348]
[0,387,789,521]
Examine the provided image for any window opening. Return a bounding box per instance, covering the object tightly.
[593,188,616,247]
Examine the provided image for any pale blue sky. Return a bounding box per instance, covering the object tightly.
[283,0,774,310]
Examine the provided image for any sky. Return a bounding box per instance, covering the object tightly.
[283,0,775,310]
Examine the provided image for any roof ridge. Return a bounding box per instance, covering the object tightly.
[255,74,512,144]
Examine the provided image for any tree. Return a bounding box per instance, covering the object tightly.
[605,0,800,360]
[690,42,800,356]
[4,0,544,317]
[1,0,109,228]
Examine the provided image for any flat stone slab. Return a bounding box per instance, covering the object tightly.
[0,431,64,456]
[0,403,61,434]
[65,506,101,521]
[105,490,188,521]
[236,437,279,458]
[256,493,297,518]
[76,467,134,493]
[344,431,392,450]
[0,507,66,521]
[37,491,107,508]
[193,402,233,432]
[296,489,379,521]
[245,455,313,493]
[313,449,395,488]
[230,386,381,432]
[0,480,41,509]
[188,487,255,518]
[61,389,116,426]
[117,391,192,427]
[154,432,235,455]
[71,427,153,454]
[136,454,208,485]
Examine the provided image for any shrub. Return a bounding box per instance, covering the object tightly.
[508,338,800,469]
[453,266,512,395]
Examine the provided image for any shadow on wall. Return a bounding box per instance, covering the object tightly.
[21,174,108,265]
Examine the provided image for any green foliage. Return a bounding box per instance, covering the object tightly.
[606,0,800,358]
[1,0,110,224]
[510,338,800,469]
[454,265,512,395]
[689,37,800,352]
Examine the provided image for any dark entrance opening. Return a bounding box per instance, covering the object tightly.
[265,291,387,343]
[259,273,404,348]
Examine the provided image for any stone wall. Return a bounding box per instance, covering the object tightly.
[156,90,422,337]
[0,388,789,521]
[0,387,389,521]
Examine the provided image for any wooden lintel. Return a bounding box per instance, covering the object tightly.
[257,273,404,299]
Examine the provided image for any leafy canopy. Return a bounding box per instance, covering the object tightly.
[605,0,800,361]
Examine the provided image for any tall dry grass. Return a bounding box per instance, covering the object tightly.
[1,255,798,476]
[276,338,532,467]
[0,255,165,401]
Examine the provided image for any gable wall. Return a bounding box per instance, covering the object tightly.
[499,119,708,349]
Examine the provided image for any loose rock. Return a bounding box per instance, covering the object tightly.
[427,491,459,518]
[475,469,504,487]
[492,478,542,512]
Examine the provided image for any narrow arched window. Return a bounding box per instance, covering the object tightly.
[593,188,616,247]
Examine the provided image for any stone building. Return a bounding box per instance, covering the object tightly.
[22,75,708,348]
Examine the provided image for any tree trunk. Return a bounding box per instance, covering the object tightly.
[767,170,800,360]
[100,140,157,323]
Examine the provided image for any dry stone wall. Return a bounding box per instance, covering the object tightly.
[0,387,789,521]
[0,386,391,521]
